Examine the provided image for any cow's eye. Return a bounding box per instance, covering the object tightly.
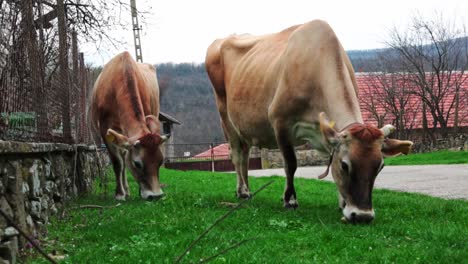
[134,160,144,170]
[341,161,349,173]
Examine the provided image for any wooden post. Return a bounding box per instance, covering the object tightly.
[57,0,72,142]
[72,30,79,141]
[210,143,215,172]
[454,84,459,134]
[78,52,87,142]
[21,0,48,139]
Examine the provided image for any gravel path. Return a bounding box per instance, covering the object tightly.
[246,164,468,200]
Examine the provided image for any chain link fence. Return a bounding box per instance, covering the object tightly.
[163,143,262,172]
[0,0,94,143]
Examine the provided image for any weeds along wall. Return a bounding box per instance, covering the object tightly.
[0,141,107,263]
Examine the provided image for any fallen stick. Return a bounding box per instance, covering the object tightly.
[0,208,57,264]
[174,180,274,263]
[68,203,121,210]
[199,237,257,263]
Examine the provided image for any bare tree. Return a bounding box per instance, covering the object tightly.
[387,12,468,141]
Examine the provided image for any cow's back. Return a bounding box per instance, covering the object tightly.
[89,52,160,138]
[206,20,362,147]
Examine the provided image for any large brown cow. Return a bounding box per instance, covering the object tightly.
[89,52,167,201]
[205,20,413,223]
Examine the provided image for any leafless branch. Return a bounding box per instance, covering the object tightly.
[174,180,275,264]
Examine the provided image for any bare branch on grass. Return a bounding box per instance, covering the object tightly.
[174,180,275,263]
[0,208,58,264]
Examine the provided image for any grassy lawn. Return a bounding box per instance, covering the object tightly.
[384,150,467,165]
[28,168,467,263]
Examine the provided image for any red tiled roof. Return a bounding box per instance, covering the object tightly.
[194,143,230,159]
[356,73,468,129]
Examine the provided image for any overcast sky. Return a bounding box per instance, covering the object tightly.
[82,0,468,66]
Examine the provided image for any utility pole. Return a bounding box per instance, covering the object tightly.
[130,0,143,62]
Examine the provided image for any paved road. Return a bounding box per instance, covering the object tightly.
[246,164,468,200]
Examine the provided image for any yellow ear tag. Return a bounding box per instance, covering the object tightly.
[106,133,115,143]
[329,121,336,129]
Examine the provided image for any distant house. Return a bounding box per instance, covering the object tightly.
[194,143,230,159]
[355,73,468,131]
[159,111,181,158]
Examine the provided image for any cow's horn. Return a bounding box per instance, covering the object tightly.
[380,124,395,137]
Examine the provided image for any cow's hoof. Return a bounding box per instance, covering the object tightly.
[147,193,165,201]
[115,194,126,201]
[237,192,252,199]
[283,200,299,209]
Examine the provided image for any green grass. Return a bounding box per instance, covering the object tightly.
[385,150,467,165]
[28,168,467,263]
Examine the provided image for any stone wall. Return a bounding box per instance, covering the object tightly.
[261,148,329,169]
[0,141,106,263]
[261,133,467,169]
[411,134,468,153]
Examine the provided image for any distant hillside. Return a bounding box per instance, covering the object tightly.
[347,36,468,72]
[347,49,385,72]
[158,63,225,144]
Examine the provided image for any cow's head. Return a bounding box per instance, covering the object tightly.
[318,113,413,224]
[106,115,168,200]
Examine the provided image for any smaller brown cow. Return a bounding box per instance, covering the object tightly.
[89,52,167,200]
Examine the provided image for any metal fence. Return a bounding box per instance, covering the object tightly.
[163,143,262,172]
[0,1,93,143]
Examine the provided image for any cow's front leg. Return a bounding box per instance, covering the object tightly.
[108,150,126,201]
[231,141,251,199]
[275,126,298,208]
[123,166,130,198]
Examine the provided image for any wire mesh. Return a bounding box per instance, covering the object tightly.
[0,1,92,143]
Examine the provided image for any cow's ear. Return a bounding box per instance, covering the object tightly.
[145,115,160,134]
[106,129,129,147]
[381,138,413,157]
[319,112,339,147]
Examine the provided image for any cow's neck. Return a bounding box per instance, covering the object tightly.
[328,107,363,132]
[120,113,149,139]
[323,76,364,131]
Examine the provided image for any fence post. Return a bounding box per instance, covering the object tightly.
[78,52,87,142]
[210,143,214,172]
[72,30,80,141]
[21,0,48,139]
[57,0,72,142]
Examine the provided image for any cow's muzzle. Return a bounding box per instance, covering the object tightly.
[140,188,165,201]
[342,205,375,224]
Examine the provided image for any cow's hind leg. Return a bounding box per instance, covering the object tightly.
[231,140,251,199]
[274,124,298,208]
[218,109,251,199]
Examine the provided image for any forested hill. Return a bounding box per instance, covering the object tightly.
[157,63,225,144]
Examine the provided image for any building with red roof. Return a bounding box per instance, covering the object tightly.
[194,143,230,159]
[356,72,468,131]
